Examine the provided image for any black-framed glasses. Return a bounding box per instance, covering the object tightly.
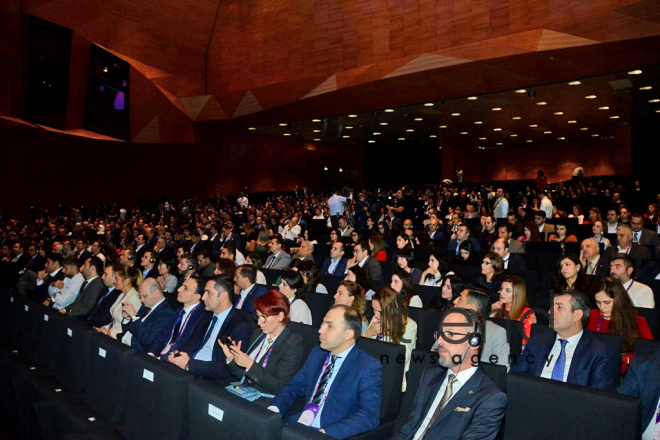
[481,260,492,266]
[434,330,468,341]
[253,314,267,324]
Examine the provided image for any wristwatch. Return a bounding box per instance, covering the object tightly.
[185,363,190,371]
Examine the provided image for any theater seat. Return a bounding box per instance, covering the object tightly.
[186,380,283,440]
[634,338,660,352]
[504,372,641,440]
[303,292,334,327]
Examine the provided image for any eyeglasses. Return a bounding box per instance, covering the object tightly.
[434,330,468,341]
[253,314,268,324]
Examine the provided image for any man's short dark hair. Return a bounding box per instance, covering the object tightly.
[609,253,635,271]
[47,253,63,266]
[189,275,206,297]
[269,234,284,246]
[458,223,471,235]
[223,244,237,258]
[238,264,257,284]
[498,223,513,234]
[463,286,491,320]
[197,248,212,261]
[209,274,235,304]
[331,304,362,341]
[125,249,136,261]
[555,289,591,328]
[88,256,104,275]
[64,257,81,270]
[356,240,371,255]
[534,210,546,219]
[182,253,196,270]
[607,206,620,216]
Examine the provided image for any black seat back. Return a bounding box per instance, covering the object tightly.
[302,292,334,327]
[287,321,320,364]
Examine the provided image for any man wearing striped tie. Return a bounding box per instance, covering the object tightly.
[392,309,507,440]
[269,305,382,439]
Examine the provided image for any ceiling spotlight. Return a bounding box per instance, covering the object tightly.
[414,118,423,121]
[345,126,353,129]
[451,113,460,116]
[568,120,577,123]
[610,116,620,119]
[460,132,468,135]
[512,116,522,120]
[467,96,478,100]
[537,101,547,106]
[569,81,582,85]
[510,134,518,137]
[526,140,533,143]
[283,133,291,136]
[529,124,538,128]
[544,131,552,134]
[380,122,388,126]
[348,114,357,118]
[554,112,564,115]
[496,143,503,145]
[429,135,437,138]
[315,138,321,141]
[368,140,375,143]
[640,86,652,91]
[439,125,447,128]
[339,168,343,172]
[585,95,597,99]
[592,134,599,137]
[424,103,434,107]
[323,166,328,170]
[398,138,405,140]
[342,135,350,138]
[385,109,394,112]
[474,121,483,124]
[580,127,589,130]
[628,70,642,75]
[558,137,566,140]
[248,127,256,131]
[279,123,287,126]
[494,128,502,131]
[515,89,527,94]
[492,108,502,111]
[313,129,321,133]
[373,132,381,135]
[312,119,321,122]
[649,99,660,103]
[598,106,609,110]
[406,129,414,132]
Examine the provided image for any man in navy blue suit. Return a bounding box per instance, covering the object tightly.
[511,289,619,391]
[153,276,211,358]
[617,348,660,439]
[119,278,174,353]
[393,309,507,440]
[269,305,382,439]
[321,242,348,277]
[233,264,268,312]
[168,274,251,380]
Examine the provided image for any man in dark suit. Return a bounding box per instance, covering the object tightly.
[168,275,251,380]
[616,348,660,439]
[140,250,159,280]
[491,239,526,271]
[119,278,174,352]
[630,213,660,254]
[604,224,651,273]
[393,309,507,440]
[32,253,66,302]
[346,241,382,281]
[446,224,481,257]
[84,264,122,328]
[478,215,498,251]
[134,234,148,262]
[195,248,216,277]
[321,242,348,277]
[233,265,268,312]
[155,276,210,358]
[579,238,609,279]
[269,305,382,439]
[20,243,44,275]
[63,256,105,318]
[511,290,619,391]
[74,238,93,263]
[264,234,292,270]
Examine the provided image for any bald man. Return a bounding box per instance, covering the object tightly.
[580,238,608,280]
[119,278,174,352]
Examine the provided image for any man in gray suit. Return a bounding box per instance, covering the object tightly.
[431,287,510,369]
[287,240,315,268]
[62,256,105,318]
[346,241,382,281]
[264,234,292,270]
[497,224,524,254]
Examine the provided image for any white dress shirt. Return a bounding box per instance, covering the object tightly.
[623,279,655,309]
[51,273,85,310]
[413,366,478,440]
[540,330,583,382]
[194,306,232,361]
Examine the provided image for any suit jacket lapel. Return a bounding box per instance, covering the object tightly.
[322,345,358,403]
[535,332,557,376]
[246,332,267,354]
[430,369,485,428]
[567,330,590,380]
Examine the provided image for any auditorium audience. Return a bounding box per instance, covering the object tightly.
[43,257,84,310]
[298,260,328,294]
[454,240,479,266]
[395,248,422,285]
[608,253,655,308]
[156,254,178,293]
[62,256,105,318]
[245,253,267,285]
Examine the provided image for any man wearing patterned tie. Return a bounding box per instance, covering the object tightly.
[616,348,660,440]
[392,309,507,440]
[511,290,619,391]
[119,278,173,351]
[269,305,382,439]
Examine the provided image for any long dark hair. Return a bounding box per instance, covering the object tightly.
[429,274,464,311]
[552,253,590,293]
[591,277,639,353]
[393,269,415,308]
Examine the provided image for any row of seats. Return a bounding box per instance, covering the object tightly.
[0,289,655,439]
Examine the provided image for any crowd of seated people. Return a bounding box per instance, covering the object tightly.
[1,174,660,438]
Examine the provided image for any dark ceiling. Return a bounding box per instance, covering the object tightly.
[239,63,660,151]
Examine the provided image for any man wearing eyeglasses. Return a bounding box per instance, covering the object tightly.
[393,309,507,440]
[346,241,382,281]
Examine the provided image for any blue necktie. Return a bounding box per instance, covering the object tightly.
[551,339,568,381]
[634,232,639,243]
[201,316,218,347]
[170,309,186,344]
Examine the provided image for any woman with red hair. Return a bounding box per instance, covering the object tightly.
[220,290,303,395]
